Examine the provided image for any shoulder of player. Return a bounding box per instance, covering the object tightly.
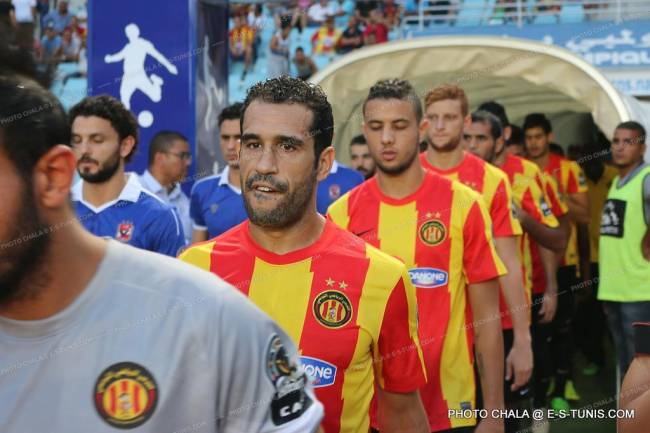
[137,190,179,218]
[190,173,222,195]
[329,179,370,210]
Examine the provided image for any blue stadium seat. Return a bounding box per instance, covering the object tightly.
[456,0,486,27]
[560,3,585,23]
[533,13,558,24]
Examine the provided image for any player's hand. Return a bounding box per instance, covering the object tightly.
[475,416,504,433]
[505,338,533,391]
[169,64,178,75]
[539,292,557,324]
[104,54,113,62]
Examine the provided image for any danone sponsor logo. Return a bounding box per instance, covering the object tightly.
[408,267,448,288]
[300,356,337,388]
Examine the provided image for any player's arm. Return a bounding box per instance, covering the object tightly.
[567,191,590,224]
[619,323,650,433]
[376,388,429,433]
[538,245,558,323]
[641,174,650,261]
[189,186,209,243]
[494,236,533,390]
[468,279,505,433]
[517,207,566,252]
[462,198,505,432]
[148,42,178,74]
[214,289,323,432]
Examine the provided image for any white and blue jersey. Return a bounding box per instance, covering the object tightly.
[190,166,248,239]
[72,174,186,256]
[316,161,364,214]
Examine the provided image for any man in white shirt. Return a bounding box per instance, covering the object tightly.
[139,130,193,244]
[308,0,340,25]
[11,0,35,50]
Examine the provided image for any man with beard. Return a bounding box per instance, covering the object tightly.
[349,134,376,179]
[328,79,506,433]
[464,109,567,433]
[139,130,193,244]
[69,95,185,256]
[420,84,533,415]
[190,102,247,242]
[0,74,323,432]
[180,76,429,433]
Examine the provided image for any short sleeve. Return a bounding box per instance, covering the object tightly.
[463,197,507,284]
[190,186,207,230]
[565,160,588,194]
[490,177,523,237]
[214,290,324,432]
[375,268,427,393]
[520,182,559,228]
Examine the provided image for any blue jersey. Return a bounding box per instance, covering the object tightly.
[190,166,248,239]
[316,161,364,214]
[72,174,186,257]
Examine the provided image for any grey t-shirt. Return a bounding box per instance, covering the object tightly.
[0,241,322,432]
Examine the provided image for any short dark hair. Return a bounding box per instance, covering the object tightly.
[507,125,524,147]
[364,78,423,122]
[523,113,552,134]
[69,95,139,162]
[616,121,646,144]
[350,134,366,146]
[0,41,53,88]
[296,46,305,53]
[478,100,509,128]
[242,76,334,164]
[471,110,502,141]
[0,75,70,182]
[218,102,243,128]
[148,130,188,166]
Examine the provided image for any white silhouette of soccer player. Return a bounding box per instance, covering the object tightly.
[105,23,178,111]
[202,35,225,131]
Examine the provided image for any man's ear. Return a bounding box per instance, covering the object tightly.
[33,145,78,209]
[120,136,136,160]
[317,146,335,182]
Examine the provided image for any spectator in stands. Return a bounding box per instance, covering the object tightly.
[69,14,84,38]
[308,0,340,26]
[311,15,341,55]
[229,14,255,82]
[349,134,375,179]
[292,46,318,80]
[139,131,193,245]
[355,0,379,22]
[334,0,355,27]
[43,0,71,34]
[247,4,264,52]
[59,27,80,62]
[12,0,36,50]
[62,36,86,87]
[38,22,61,64]
[0,0,16,44]
[336,15,363,54]
[268,19,291,78]
[362,8,388,45]
[380,0,401,28]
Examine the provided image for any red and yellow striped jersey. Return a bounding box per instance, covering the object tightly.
[420,151,521,331]
[327,170,505,432]
[420,151,522,238]
[179,220,426,433]
[500,154,559,324]
[541,153,588,267]
[531,173,569,294]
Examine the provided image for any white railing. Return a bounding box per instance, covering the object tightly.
[402,0,650,31]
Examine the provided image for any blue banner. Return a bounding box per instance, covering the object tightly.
[88,0,196,179]
[410,20,650,69]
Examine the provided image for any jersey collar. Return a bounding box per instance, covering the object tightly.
[72,173,143,213]
[140,170,184,200]
[330,160,339,174]
[218,166,242,194]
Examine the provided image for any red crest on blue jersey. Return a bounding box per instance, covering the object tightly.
[116,221,134,242]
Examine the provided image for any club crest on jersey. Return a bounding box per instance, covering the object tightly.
[328,184,341,200]
[93,362,158,429]
[419,219,447,246]
[115,221,134,242]
[313,290,353,328]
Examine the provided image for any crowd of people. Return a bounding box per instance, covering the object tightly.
[229,1,399,82]
[0,0,86,82]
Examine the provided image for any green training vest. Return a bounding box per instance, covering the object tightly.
[599,164,650,302]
